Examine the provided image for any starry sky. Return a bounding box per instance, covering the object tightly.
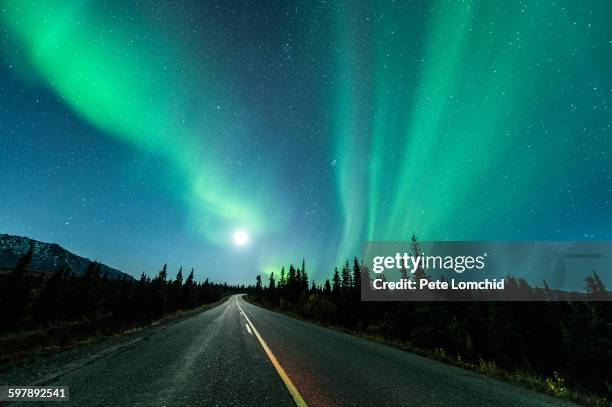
[1,0,611,284]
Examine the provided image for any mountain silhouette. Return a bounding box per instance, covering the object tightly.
[0,233,129,279]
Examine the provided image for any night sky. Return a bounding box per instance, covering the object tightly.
[1,1,611,284]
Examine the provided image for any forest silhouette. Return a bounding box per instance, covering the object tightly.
[249,238,611,401]
[0,244,242,365]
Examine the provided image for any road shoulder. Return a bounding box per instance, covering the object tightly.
[0,296,230,387]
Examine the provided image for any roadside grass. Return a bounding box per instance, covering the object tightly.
[368,335,607,407]
[244,296,610,407]
[0,296,229,371]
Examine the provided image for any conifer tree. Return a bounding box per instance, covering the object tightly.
[341,260,352,290]
[255,275,263,299]
[175,267,183,286]
[332,268,341,295]
[323,279,332,296]
[268,272,276,291]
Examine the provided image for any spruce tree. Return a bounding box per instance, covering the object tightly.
[324,279,332,296]
[332,268,341,295]
[341,260,352,290]
[255,275,263,299]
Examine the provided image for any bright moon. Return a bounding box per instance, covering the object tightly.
[232,229,250,246]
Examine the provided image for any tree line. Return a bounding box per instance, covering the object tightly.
[0,245,240,341]
[250,238,611,400]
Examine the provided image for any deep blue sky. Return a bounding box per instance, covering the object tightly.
[1,1,611,284]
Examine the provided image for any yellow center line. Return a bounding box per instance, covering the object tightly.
[236,296,308,407]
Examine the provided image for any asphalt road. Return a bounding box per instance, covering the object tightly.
[2,294,575,406]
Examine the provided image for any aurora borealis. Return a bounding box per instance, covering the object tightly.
[1,1,611,283]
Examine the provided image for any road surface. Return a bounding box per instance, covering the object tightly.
[1,294,575,406]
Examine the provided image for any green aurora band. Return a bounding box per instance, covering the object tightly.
[1,1,284,246]
[3,0,611,277]
[332,0,611,263]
